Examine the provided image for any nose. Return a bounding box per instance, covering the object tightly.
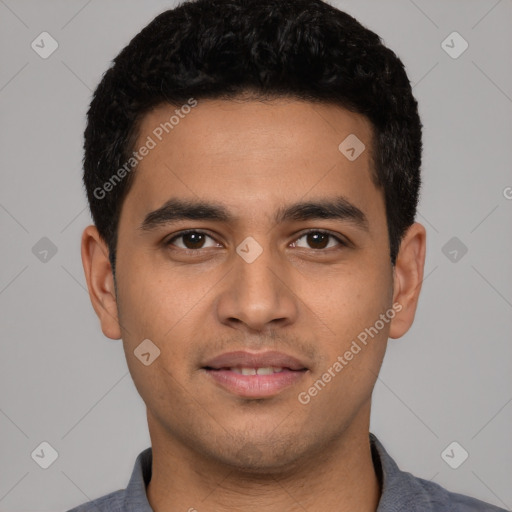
[215,245,299,333]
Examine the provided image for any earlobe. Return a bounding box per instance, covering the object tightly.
[389,222,426,339]
[81,225,122,340]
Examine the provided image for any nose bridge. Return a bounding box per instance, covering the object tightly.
[238,244,279,299]
[216,237,297,330]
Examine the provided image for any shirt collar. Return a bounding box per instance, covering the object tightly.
[123,433,434,512]
[371,433,436,511]
[123,445,153,512]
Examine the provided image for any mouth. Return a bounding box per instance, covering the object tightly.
[201,351,309,398]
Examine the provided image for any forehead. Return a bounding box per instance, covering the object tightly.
[122,98,381,225]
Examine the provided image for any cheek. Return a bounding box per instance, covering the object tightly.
[299,293,390,420]
[115,255,217,386]
[302,259,392,400]
[310,262,393,339]
[116,251,210,339]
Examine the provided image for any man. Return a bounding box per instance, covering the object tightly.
[69,0,506,510]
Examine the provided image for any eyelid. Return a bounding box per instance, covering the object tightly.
[165,229,220,248]
[293,228,349,248]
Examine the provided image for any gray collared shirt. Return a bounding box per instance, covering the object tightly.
[67,433,506,511]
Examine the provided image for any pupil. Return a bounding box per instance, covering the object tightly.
[308,232,328,249]
[184,233,204,249]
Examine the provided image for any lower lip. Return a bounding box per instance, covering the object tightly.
[203,368,307,398]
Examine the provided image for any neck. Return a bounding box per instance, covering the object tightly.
[146,410,381,512]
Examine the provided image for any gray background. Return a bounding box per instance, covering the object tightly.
[0,0,511,510]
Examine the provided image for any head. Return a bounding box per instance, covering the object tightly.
[81,0,426,472]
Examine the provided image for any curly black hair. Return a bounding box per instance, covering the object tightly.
[83,0,422,274]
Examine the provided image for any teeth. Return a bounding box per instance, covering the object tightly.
[230,367,284,375]
[256,367,274,375]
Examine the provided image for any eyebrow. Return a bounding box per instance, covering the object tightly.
[139,196,369,232]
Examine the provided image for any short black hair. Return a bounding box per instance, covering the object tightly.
[83,0,422,275]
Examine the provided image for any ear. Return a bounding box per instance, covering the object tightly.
[389,222,426,339]
[81,225,122,340]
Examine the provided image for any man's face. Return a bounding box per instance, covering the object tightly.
[113,99,395,470]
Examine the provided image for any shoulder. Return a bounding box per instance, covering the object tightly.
[370,433,507,512]
[65,446,152,512]
[65,489,125,512]
[408,473,507,511]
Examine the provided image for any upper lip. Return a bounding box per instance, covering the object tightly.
[202,350,308,371]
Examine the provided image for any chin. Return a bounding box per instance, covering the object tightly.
[206,434,313,476]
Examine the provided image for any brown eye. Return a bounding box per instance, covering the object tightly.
[306,232,329,249]
[293,230,344,250]
[166,231,219,250]
[181,232,206,249]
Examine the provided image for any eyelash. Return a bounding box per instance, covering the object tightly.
[164,229,348,253]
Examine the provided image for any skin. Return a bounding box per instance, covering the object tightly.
[81,98,426,512]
